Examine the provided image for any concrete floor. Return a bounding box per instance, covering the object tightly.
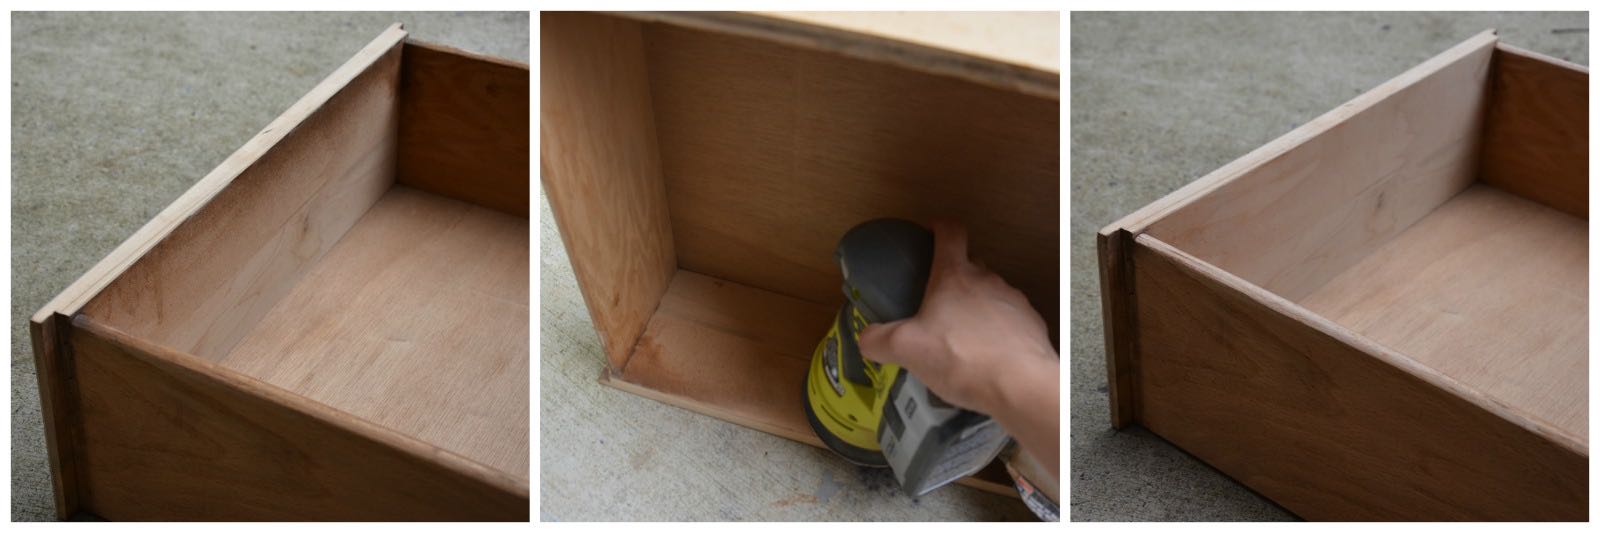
[1069,12,1587,521]
[9,12,527,521]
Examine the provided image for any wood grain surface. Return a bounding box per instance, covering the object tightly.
[1131,234,1585,520]
[618,11,1058,99]
[606,269,1017,495]
[1298,184,1587,444]
[222,186,529,480]
[1143,31,1496,302]
[643,22,1059,339]
[1478,43,1589,218]
[80,31,404,360]
[540,12,678,371]
[398,40,530,216]
[67,316,527,520]
[29,25,411,518]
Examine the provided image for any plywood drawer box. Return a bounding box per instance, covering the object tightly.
[1098,30,1586,520]
[28,24,530,520]
[541,12,1058,495]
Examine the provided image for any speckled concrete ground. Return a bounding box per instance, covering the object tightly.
[10,12,527,521]
[1069,12,1587,521]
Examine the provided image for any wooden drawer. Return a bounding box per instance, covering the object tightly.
[541,12,1058,496]
[28,24,530,520]
[1098,30,1586,520]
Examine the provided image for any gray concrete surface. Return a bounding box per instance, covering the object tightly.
[1069,12,1587,521]
[10,12,527,521]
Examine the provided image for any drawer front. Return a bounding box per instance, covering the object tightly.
[67,317,528,521]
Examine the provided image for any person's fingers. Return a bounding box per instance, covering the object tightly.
[929,219,970,274]
[858,320,926,367]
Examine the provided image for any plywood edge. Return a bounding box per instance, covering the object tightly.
[71,316,531,500]
[1497,42,1590,74]
[405,38,529,71]
[1101,29,1500,237]
[1135,233,1587,458]
[615,11,1058,100]
[28,312,80,519]
[30,23,409,325]
[596,367,1018,497]
[1096,228,1137,429]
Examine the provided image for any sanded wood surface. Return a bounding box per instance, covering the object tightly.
[222,186,529,479]
[80,31,405,361]
[1298,184,1587,444]
[397,40,530,216]
[605,269,1017,495]
[643,22,1059,338]
[1144,31,1496,302]
[29,25,411,519]
[1478,43,1589,218]
[540,12,677,371]
[67,317,527,521]
[619,11,1058,99]
[1130,234,1585,520]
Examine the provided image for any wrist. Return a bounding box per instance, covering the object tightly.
[980,345,1058,421]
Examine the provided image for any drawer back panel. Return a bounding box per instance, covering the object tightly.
[81,39,403,360]
[1477,44,1588,219]
[1144,33,1496,301]
[642,22,1061,335]
[397,41,531,217]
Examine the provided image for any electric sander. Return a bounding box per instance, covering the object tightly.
[801,218,1012,497]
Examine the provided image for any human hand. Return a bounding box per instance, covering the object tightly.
[856,220,1057,416]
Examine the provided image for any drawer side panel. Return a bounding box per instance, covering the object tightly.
[540,12,678,371]
[80,31,405,361]
[67,317,528,521]
[1142,31,1497,301]
[1130,235,1585,520]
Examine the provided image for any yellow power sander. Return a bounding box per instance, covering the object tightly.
[802,218,1013,497]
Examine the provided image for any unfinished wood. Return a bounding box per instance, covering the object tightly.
[397,40,530,216]
[541,12,677,371]
[28,315,80,519]
[1298,184,1586,444]
[759,12,1058,74]
[1131,234,1585,520]
[68,316,527,520]
[29,24,408,519]
[643,22,1059,338]
[603,269,1017,496]
[1096,229,1137,428]
[620,11,1058,99]
[221,186,529,479]
[79,31,404,361]
[1478,43,1589,218]
[1143,30,1496,302]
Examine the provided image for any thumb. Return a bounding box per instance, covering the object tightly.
[858,319,921,367]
